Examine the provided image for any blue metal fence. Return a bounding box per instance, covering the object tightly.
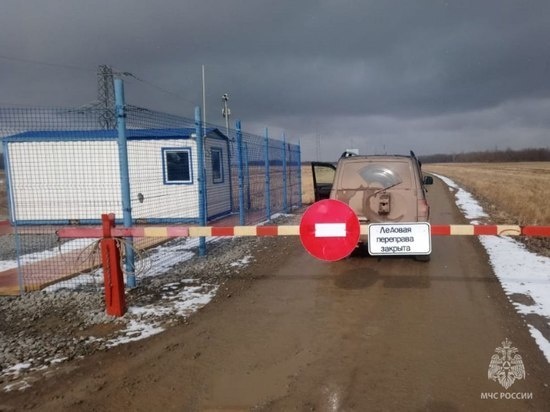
[0,80,301,293]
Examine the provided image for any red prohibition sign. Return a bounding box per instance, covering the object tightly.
[299,199,361,261]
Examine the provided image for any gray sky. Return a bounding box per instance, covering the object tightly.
[1,0,549,160]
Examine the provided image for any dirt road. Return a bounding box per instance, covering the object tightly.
[2,177,549,411]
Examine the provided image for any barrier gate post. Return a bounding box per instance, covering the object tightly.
[100,213,126,317]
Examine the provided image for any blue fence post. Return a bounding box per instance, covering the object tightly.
[244,142,251,210]
[236,120,245,225]
[195,107,207,257]
[114,79,135,288]
[282,133,288,213]
[297,141,303,208]
[264,128,271,221]
[288,138,293,210]
[3,142,24,295]
[226,133,234,213]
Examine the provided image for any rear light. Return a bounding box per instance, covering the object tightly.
[418,199,430,221]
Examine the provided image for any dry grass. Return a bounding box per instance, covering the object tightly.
[301,165,315,204]
[424,162,550,225]
[302,164,336,204]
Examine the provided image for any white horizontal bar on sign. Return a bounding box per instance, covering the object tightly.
[315,223,347,238]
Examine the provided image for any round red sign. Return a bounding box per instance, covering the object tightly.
[299,199,361,261]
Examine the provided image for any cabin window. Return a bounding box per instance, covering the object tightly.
[162,148,193,184]
[211,147,224,184]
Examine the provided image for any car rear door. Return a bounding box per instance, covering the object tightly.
[311,162,336,202]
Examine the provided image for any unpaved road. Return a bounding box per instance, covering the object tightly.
[1,177,550,411]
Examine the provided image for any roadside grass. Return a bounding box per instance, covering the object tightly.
[423,162,550,226]
[424,162,550,257]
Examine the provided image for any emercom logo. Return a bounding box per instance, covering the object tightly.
[488,338,526,389]
[481,338,533,401]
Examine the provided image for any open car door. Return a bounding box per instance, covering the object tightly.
[311,162,336,202]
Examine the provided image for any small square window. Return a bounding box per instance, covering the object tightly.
[163,148,192,184]
[211,148,224,184]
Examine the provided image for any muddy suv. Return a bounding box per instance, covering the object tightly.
[312,151,433,232]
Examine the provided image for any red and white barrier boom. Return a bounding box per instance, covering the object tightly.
[57,201,550,316]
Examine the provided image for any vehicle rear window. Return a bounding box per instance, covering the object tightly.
[339,161,412,190]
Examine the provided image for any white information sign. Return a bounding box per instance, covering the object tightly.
[368,222,431,255]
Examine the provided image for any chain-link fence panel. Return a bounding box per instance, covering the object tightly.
[0,103,301,293]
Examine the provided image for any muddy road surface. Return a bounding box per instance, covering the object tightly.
[2,177,549,411]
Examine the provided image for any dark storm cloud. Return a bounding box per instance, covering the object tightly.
[1,0,549,157]
[216,0,550,118]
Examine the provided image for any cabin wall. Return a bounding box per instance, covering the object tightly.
[7,140,122,222]
[6,135,233,223]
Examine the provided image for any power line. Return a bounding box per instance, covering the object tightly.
[0,54,94,73]
[119,70,197,107]
[0,54,198,108]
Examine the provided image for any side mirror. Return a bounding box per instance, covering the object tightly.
[423,176,434,185]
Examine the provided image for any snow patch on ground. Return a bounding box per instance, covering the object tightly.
[0,238,96,272]
[230,255,253,268]
[0,233,255,390]
[106,282,219,348]
[434,173,550,363]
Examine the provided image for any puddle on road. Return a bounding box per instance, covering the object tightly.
[383,274,431,289]
[202,348,313,411]
[333,268,432,290]
[333,269,380,290]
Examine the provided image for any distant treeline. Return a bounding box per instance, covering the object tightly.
[420,147,550,164]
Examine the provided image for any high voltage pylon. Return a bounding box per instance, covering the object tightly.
[97,64,116,129]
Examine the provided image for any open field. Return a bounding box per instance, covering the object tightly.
[301,164,315,204]
[423,162,550,226]
[301,163,335,204]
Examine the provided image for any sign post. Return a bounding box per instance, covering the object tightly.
[299,199,360,261]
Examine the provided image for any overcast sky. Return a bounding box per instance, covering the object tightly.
[1,0,549,160]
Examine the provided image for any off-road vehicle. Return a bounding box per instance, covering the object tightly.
[312,151,433,258]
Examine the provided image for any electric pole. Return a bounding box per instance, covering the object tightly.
[97,65,116,129]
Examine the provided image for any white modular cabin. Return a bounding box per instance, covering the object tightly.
[3,128,232,224]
